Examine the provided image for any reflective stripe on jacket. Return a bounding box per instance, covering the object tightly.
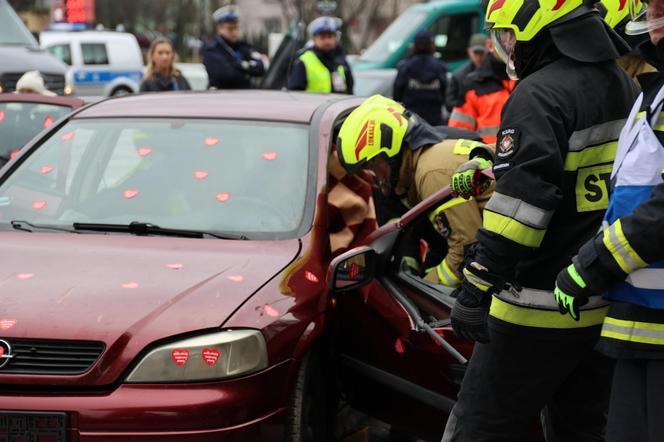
[299,50,346,93]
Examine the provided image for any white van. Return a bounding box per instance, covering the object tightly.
[40,31,143,97]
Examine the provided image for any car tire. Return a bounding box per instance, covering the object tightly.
[285,345,337,442]
[111,87,132,96]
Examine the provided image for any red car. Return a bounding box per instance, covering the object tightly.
[0,91,472,441]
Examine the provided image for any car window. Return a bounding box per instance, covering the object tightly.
[47,44,72,65]
[359,9,427,64]
[0,102,73,165]
[0,118,310,239]
[81,43,109,65]
[429,13,480,63]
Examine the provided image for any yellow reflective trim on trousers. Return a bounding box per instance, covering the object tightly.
[563,142,617,171]
[602,317,664,345]
[436,259,461,287]
[483,211,546,248]
[602,219,647,274]
[490,296,608,328]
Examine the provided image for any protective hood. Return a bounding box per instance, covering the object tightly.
[403,116,481,151]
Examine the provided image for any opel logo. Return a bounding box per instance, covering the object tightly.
[0,339,14,369]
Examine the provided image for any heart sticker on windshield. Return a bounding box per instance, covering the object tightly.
[227,274,244,282]
[171,349,189,366]
[215,192,231,202]
[263,304,279,317]
[16,273,34,280]
[0,111,5,122]
[0,319,16,330]
[9,149,19,159]
[262,151,277,161]
[61,132,75,141]
[43,116,54,128]
[137,147,153,157]
[167,263,183,270]
[122,282,139,289]
[40,165,54,175]
[202,348,220,366]
[194,170,209,180]
[123,189,139,199]
[32,200,47,210]
[204,137,219,146]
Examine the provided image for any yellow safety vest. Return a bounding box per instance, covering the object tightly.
[299,50,346,94]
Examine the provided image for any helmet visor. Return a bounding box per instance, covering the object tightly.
[625,0,664,35]
[490,29,519,80]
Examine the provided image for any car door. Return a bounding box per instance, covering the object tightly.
[332,186,474,442]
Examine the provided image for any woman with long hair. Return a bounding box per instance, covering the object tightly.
[140,38,191,92]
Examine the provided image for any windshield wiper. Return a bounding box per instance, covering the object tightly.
[72,222,247,240]
[10,220,77,233]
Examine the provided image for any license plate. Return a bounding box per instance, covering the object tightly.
[0,411,68,442]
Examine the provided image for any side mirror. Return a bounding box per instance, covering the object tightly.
[327,246,377,292]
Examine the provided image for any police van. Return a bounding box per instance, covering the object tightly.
[40,31,144,97]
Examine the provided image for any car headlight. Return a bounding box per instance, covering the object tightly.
[126,329,268,383]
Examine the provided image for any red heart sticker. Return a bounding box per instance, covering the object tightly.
[0,346,4,358]
[0,110,5,122]
[40,165,54,175]
[32,200,47,210]
[263,304,279,317]
[304,271,320,283]
[204,137,219,146]
[394,338,406,354]
[16,273,34,280]
[122,282,139,289]
[61,132,75,141]
[167,263,183,270]
[171,349,189,366]
[137,147,153,157]
[215,192,231,202]
[194,170,209,180]
[123,189,139,199]
[262,151,277,161]
[202,348,220,366]
[9,149,19,159]
[0,319,16,330]
[43,116,54,128]
[227,274,244,282]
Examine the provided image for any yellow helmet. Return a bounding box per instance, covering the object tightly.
[600,0,641,28]
[337,95,411,173]
[485,0,587,41]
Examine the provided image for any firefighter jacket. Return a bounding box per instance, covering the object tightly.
[397,139,493,287]
[448,56,516,144]
[473,20,639,330]
[288,47,354,94]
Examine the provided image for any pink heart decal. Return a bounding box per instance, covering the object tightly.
[167,263,183,270]
[171,349,189,366]
[394,338,406,354]
[263,304,279,317]
[215,192,231,202]
[0,319,16,330]
[227,274,244,282]
[32,200,47,210]
[262,151,277,161]
[121,282,139,289]
[202,348,220,366]
[0,110,5,122]
[194,170,209,180]
[137,147,153,157]
[304,271,320,283]
[204,137,219,146]
[123,189,139,199]
[43,116,55,128]
[9,149,19,159]
[16,273,34,280]
[40,165,54,175]
[0,346,4,357]
[61,132,75,141]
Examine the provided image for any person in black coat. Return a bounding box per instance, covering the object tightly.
[202,5,265,89]
[393,31,448,126]
[140,38,191,92]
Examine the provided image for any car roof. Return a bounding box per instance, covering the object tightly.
[0,93,84,108]
[73,91,356,123]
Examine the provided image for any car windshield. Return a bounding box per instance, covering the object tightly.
[359,9,427,64]
[0,1,39,46]
[0,102,72,166]
[0,118,310,239]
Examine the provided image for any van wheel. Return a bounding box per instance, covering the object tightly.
[285,347,337,442]
[111,87,132,96]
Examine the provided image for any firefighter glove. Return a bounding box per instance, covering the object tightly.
[451,157,493,199]
[554,263,592,321]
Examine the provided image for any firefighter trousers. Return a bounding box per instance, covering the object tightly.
[606,359,664,442]
[441,318,614,442]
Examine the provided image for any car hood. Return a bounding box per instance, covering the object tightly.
[0,232,300,346]
[0,46,68,74]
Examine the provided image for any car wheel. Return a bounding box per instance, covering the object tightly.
[111,87,132,96]
[285,346,337,442]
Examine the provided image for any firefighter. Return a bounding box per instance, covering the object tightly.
[443,1,639,441]
[554,1,664,440]
[288,17,354,94]
[448,36,516,144]
[336,95,493,287]
[203,5,265,89]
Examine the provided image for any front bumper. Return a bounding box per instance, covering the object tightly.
[0,360,292,441]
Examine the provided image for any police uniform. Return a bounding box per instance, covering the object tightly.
[288,46,353,94]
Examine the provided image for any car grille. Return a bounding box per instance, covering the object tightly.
[1,338,105,375]
[1,72,66,95]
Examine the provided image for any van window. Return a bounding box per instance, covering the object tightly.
[82,43,109,65]
[47,44,72,65]
[429,12,480,63]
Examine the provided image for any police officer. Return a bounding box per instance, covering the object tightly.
[393,31,448,126]
[337,95,494,288]
[203,5,265,89]
[288,17,354,94]
[554,1,664,440]
[443,0,639,440]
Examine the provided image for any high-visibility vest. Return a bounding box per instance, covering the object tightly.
[299,50,346,94]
